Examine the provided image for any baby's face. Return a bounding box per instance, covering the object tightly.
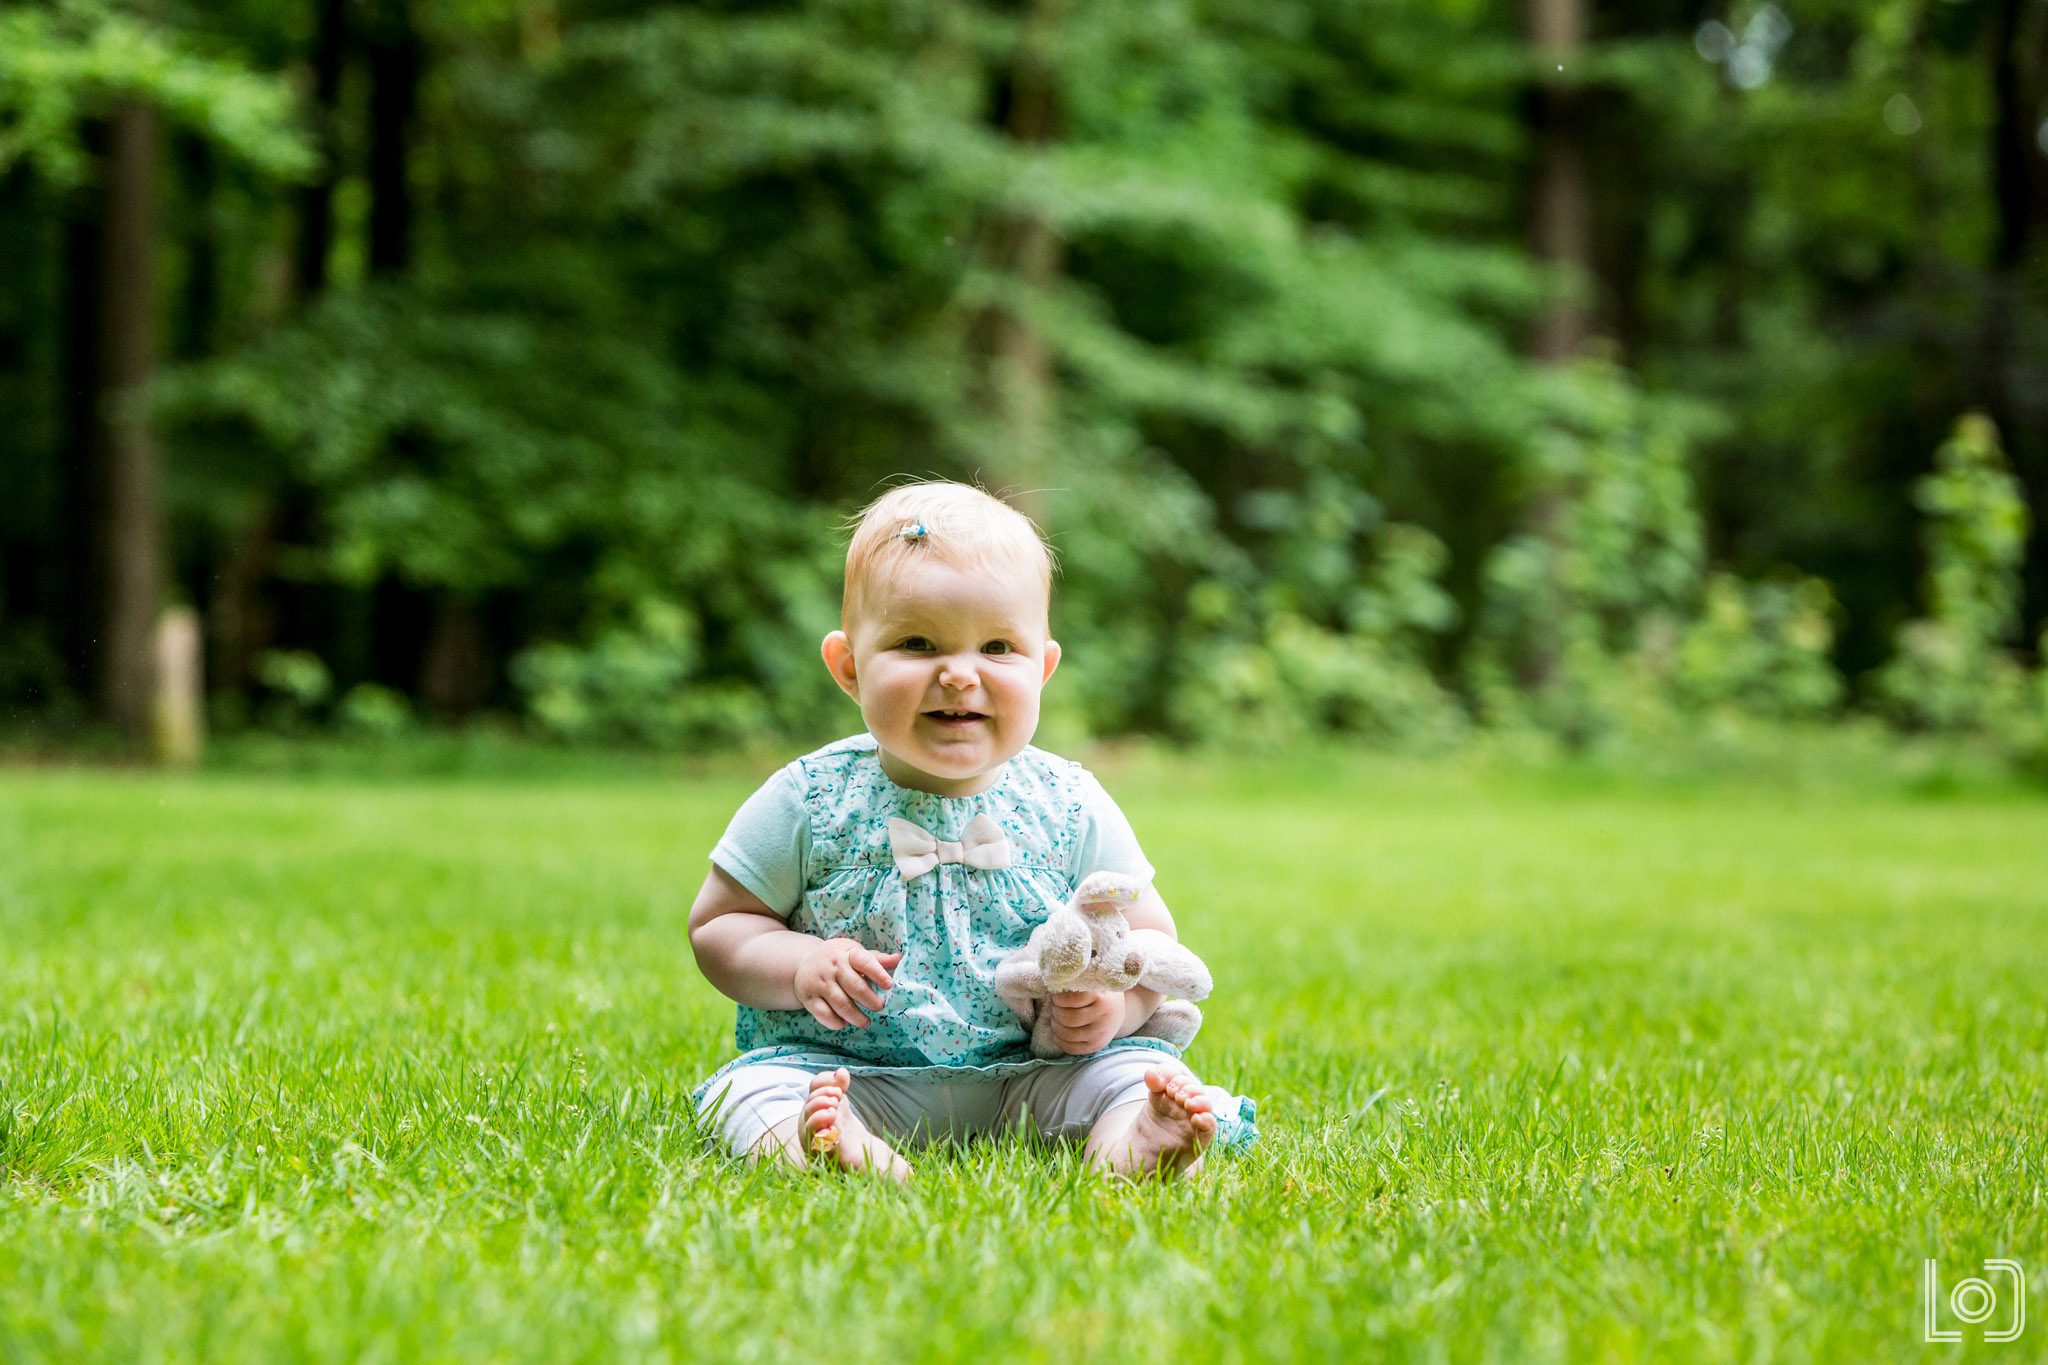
[824,558,1060,797]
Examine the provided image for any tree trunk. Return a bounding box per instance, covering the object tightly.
[209,503,276,701]
[175,134,218,360]
[152,605,205,766]
[365,0,451,707]
[1982,0,2048,629]
[59,125,108,698]
[295,0,348,294]
[89,100,168,738]
[367,0,420,277]
[1519,0,1590,697]
[214,0,351,703]
[1527,0,1591,365]
[1981,0,2031,428]
[983,0,1064,527]
[418,593,491,715]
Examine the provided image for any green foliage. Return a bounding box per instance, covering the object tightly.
[142,0,1555,751]
[0,616,72,713]
[1169,608,1468,751]
[1468,363,1710,742]
[253,648,331,720]
[1875,414,2035,735]
[0,3,311,181]
[161,277,850,742]
[511,598,777,750]
[335,683,413,739]
[1674,572,1844,721]
[1601,0,2034,673]
[1464,363,1862,746]
[1163,473,1465,750]
[6,0,2045,757]
[2038,627,2048,746]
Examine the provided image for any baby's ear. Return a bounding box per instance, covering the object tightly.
[1040,638,1062,685]
[820,631,860,700]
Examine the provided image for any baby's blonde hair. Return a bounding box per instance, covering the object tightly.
[842,482,1054,629]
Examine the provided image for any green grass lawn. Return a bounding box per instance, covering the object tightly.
[2,751,2044,1361]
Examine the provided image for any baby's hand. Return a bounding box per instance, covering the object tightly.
[1046,990,1122,1055]
[794,938,902,1031]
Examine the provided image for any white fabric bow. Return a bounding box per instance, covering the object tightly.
[887,813,1011,880]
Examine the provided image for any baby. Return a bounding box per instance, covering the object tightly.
[687,481,1255,1179]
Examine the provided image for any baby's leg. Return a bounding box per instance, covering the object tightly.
[766,1069,913,1179]
[1085,1067,1216,1180]
[1001,1053,1219,1180]
[699,1061,911,1179]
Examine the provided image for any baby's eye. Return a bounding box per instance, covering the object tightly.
[897,636,934,652]
[981,640,1014,656]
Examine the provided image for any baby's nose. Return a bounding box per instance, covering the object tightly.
[939,656,979,688]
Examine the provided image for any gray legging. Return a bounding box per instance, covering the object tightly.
[700,1050,1220,1158]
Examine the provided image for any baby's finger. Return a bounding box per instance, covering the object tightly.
[823,983,868,1029]
[838,964,887,1011]
[802,996,845,1031]
[1052,994,1110,1022]
[848,949,895,992]
[1051,1018,1096,1044]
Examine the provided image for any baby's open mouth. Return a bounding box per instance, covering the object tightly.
[923,709,987,724]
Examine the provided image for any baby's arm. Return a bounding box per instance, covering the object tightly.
[687,866,897,1030]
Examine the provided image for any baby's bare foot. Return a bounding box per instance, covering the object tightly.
[800,1069,912,1180]
[1098,1067,1216,1180]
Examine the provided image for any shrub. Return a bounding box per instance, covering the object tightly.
[1675,572,1843,721]
[1875,414,2033,737]
[1467,364,1707,745]
[1164,486,1467,751]
[336,683,414,739]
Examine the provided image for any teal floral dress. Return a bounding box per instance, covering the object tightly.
[690,734,1256,1150]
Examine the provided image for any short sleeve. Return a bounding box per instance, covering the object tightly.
[709,762,810,916]
[1068,771,1155,885]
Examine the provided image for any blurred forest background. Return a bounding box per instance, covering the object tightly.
[3,0,2046,761]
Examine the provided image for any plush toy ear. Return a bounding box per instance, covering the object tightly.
[1071,871,1146,911]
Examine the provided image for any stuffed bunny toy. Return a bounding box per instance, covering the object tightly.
[994,872,1213,1059]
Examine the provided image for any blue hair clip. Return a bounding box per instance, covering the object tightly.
[899,520,929,542]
